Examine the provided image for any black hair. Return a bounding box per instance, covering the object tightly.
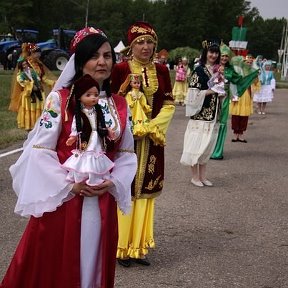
[69,33,116,151]
[69,33,116,95]
[199,45,221,66]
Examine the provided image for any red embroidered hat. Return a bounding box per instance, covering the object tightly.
[129,73,142,82]
[70,27,107,54]
[127,21,158,47]
[73,74,100,99]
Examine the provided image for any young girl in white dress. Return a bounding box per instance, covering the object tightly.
[253,60,275,114]
[62,74,115,186]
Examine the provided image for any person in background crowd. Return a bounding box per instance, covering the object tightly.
[229,54,260,143]
[253,60,275,115]
[180,39,222,187]
[211,44,259,159]
[173,57,191,106]
[111,21,175,267]
[8,43,56,131]
[158,49,170,70]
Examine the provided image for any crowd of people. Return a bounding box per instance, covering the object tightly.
[1,20,276,288]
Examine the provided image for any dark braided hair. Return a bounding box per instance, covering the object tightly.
[73,92,113,151]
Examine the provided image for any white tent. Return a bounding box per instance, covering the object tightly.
[114,40,125,53]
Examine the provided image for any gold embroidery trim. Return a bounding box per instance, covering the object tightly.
[32,144,55,151]
[163,100,175,105]
[134,137,150,198]
[144,175,161,191]
[133,190,162,200]
[106,97,121,142]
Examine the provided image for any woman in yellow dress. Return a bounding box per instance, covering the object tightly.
[9,43,56,131]
[173,57,191,105]
[230,54,260,143]
[111,21,175,267]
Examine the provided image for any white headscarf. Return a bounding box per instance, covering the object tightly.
[53,54,75,91]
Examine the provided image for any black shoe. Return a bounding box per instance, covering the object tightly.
[117,258,131,267]
[132,258,151,266]
[231,139,238,142]
[238,139,247,143]
[210,156,223,160]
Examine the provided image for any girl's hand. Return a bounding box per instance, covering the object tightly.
[71,180,114,197]
[66,136,77,146]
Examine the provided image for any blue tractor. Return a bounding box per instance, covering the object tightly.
[0,28,75,71]
[37,29,76,70]
[0,29,39,70]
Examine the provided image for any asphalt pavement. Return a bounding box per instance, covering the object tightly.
[1,89,288,288]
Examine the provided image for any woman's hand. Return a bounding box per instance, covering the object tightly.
[71,180,115,197]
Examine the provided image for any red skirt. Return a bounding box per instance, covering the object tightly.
[1,193,117,288]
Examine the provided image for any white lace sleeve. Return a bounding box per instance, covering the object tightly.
[105,113,137,214]
[185,88,206,116]
[10,91,74,218]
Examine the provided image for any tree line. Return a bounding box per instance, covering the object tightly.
[0,0,285,61]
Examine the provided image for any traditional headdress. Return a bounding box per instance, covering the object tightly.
[70,27,107,54]
[202,39,220,49]
[118,73,142,96]
[245,54,253,61]
[127,21,158,47]
[220,43,233,59]
[129,73,142,82]
[53,27,107,92]
[73,74,99,99]
[158,49,169,59]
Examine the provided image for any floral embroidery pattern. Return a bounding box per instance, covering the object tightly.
[147,155,156,174]
[145,175,161,191]
[191,95,217,121]
[40,108,58,129]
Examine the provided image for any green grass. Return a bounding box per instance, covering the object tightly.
[0,71,27,150]
[0,70,61,150]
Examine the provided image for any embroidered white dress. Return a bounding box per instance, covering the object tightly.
[62,107,115,186]
[253,71,275,103]
[181,87,219,166]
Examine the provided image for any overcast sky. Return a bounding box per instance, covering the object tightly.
[249,0,287,19]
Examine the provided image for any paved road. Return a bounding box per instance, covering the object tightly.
[1,89,288,288]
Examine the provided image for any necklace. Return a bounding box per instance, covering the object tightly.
[82,105,96,116]
[87,107,96,116]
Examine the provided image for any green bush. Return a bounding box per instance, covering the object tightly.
[168,47,200,63]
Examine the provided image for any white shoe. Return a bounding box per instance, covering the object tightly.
[191,178,204,187]
[201,179,213,186]
[258,111,262,115]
